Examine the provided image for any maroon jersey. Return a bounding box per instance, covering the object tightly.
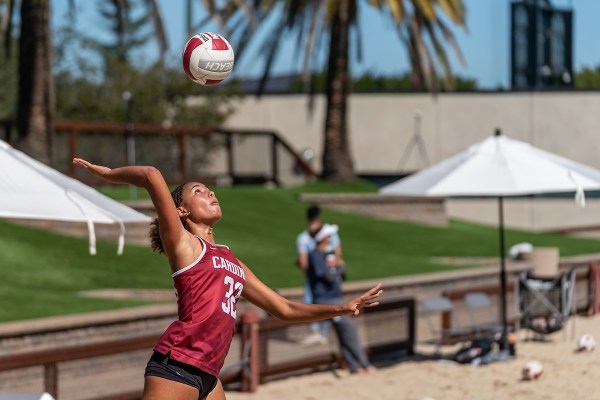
[154,236,246,377]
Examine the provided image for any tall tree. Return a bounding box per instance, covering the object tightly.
[200,0,466,182]
[0,38,18,120]
[17,0,54,164]
[89,0,153,64]
[323,0,353,181]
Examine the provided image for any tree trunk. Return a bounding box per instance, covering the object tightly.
[321,0,355,183]
[17,0,54,165]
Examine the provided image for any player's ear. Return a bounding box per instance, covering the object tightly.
[177,207,190,219]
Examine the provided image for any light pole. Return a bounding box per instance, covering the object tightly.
[122,91,136,200]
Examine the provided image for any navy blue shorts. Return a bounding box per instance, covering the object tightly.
[144,351,218,399]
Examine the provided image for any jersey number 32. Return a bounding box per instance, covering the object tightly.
[222,275,243,319]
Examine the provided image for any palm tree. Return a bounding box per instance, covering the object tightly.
[2,0,167,165]
[200,0,466,182]
[15,0,54,164]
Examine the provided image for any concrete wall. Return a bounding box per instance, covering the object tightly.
[223,92,600,231]
[225,92,600,173]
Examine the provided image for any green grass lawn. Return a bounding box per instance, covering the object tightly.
[1,180,599,322]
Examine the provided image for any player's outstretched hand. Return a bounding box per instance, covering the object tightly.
[345,283,383,316]
[73,158,112,181]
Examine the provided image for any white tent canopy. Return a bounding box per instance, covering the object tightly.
[380,131,600,349]
[381,134,600,200]
[0,140,151,254]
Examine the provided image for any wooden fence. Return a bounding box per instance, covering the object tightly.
[0,334,159,400]
[1,256,599,399]
[0,119,318,186]
[238,297,416,387]
[0,298,415,399]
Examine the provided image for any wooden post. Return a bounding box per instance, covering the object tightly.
[271,134,279,186]
[588,263,600,315]
[178,133,187,181]
[407,298,416,355]
[225,133,234,184]
[240,310,259,392]
[44,363,58,399]
[441,310,452,345]
[68,127,77,178]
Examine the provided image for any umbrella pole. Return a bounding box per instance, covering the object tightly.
[498,196,509,350]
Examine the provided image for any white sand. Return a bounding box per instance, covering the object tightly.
[226,315,600,400]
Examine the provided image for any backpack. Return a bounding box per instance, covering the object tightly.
[453,337,494,364]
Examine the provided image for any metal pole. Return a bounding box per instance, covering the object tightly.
[498,196,509,350]
[186,0,193,37]
[123,91,136,199]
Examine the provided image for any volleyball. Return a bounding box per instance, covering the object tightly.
[182,32,234,86]
[577,334,596,352]
[522,359,543,380]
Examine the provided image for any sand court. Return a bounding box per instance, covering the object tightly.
[226,315,600,400]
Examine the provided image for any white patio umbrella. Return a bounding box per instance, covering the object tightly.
[0,140,152,255]
[380,130,600,346]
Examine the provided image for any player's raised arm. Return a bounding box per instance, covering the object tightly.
[240,261,383,322]
[72,158,189,258]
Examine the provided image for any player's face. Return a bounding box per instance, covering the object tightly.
[182,182,222,223]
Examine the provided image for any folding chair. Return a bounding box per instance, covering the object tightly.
[515,268,577,341]
[464,292,505,337]
[420,296,472,353]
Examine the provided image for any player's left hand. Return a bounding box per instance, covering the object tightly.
[345,283,383,316]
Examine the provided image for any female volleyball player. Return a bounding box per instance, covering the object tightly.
[73,158,383,400]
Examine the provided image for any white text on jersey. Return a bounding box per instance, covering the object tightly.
[212,256,245,279]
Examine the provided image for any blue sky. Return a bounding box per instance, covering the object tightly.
[52,0,600,89]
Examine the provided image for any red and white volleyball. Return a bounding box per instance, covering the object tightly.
[522,360,543,380]
[182,32,234,86]
[577,334,596,352]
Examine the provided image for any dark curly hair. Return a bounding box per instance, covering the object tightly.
[149,183,189,254]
